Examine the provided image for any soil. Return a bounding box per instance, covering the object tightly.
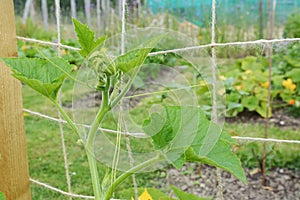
[158,164,300,200]
[226,109,300,130]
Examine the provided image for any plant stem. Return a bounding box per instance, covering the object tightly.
[52,100,79,136]
[86,149,102,200]
[53,97,103,200]
[84,77,111,200]
[104,154,162,200]
[86,77,111,149]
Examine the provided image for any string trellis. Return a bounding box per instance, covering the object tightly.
[16,0,300,199]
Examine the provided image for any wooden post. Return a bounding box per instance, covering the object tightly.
[0,1,32,200]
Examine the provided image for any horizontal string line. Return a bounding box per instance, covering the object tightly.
[16,36,300,55]
[23,108,146,138]
[24,108,300,144]
[16,36,80,51]
[30,178,95,199]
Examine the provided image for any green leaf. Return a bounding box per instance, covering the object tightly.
[0,192,5,200]
[170,185,212,200]
[72,18,106,57]
[241,96,259,111]
[283,55,300,67]
[115,34,166,73]
[1,57,73,100]
[256,102,272,118]
[286,68,300,82]
[143,106,201,168]
[143,106,246,183]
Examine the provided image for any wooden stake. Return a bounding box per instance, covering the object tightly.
[0,1,32,199]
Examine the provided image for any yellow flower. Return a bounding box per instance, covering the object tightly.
[21,45,27,51]
[198,35,203,40]
[61,49,68,55]
[235,84,243,90]
[131,189,153,200]
[282,78,296,92]
[219,75,227,81]
[261,81,269,88]
[241,75,247,80]
[245,70,252,74]
[199,80,207,86]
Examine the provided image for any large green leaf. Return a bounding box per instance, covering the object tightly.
[143,106,201,168]
[1,57,73,100]
[72,18,106,57]
[170,185,212,200]
[143,106,246,183]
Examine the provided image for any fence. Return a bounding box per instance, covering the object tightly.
[1,0,300,199]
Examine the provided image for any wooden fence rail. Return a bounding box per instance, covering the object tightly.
[0,0,32,199]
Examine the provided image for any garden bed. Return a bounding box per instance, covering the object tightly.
[161,164,300,200]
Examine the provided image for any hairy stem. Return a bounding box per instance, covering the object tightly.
[84,77,111,199]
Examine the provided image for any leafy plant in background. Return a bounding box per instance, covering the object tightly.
[283,12,300,38]
[273,43,300,116]
[222,56,271,117]
[221,49,300,118]
[1,19,246,200]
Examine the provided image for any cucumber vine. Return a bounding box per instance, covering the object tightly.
[1,18,246,200]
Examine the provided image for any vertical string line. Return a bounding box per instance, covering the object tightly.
[211,0,224,199]
[121,0,126,55]
[55,0,72,199]
[262,0,276,186]
[120,0,138,199]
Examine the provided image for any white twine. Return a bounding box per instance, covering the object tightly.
[16,36,80,51]
[232,136,300,144]
[210,0,224,199]
[55,0,72,198]
[23,108,300,144]
[120,1,139,199]
[23,108,146,137]
[30,178,94,199]
[121,0,126,54]
[16,35,300,55]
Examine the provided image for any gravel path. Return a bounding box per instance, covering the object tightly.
[161,164,300,200]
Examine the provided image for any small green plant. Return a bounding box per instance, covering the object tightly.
[1,19,246,199]
[0,192,5,200]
